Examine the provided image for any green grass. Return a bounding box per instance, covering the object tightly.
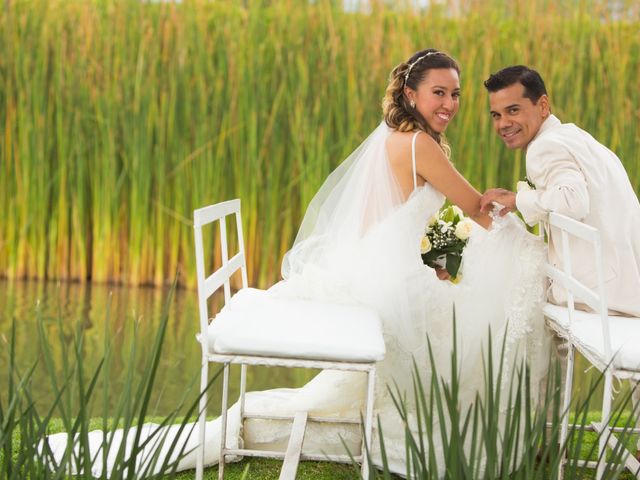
[369,323,640,480]
[2,281,640,479]
[172,459,359,480]
[0,279,210,479]
[7,412,635,479]
[2,417,363,479]
[1,0,639,288]
[37,420,367,480]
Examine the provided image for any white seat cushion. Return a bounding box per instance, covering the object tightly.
[544,303,640,372]
[205,288,385,363]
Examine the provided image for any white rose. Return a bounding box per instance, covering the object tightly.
[420,236,432,254]
[428,213,439,226]
[517,180,533,192]
[454,219,473,240]
[452,205,464,218]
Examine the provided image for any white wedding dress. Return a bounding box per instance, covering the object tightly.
[42,122,549,478]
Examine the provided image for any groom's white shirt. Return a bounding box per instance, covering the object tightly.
[515,114,640,317]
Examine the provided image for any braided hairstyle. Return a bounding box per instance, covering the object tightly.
[382,49,460,158]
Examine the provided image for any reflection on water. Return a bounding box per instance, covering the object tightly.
[1,280,623,418]
[0,280,317,416]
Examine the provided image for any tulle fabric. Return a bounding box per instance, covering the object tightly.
[279,121,448,353]
[41,122,550,478]
[282,122,404,279]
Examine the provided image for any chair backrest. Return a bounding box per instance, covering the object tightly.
[544,212,612,358]
[193,199,248,340]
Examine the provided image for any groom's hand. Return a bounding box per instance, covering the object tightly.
[480,188,517,216]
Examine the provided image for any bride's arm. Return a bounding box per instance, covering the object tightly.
[414,134,492,229]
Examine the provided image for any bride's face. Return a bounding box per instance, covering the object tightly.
[406,68,460,133]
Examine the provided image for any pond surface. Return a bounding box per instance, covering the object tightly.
[0,279,317,418]
[0,279,622,420]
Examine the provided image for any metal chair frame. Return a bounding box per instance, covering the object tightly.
[193,199,377,480]
[542,212,640,479]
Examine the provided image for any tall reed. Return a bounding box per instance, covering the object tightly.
[1,0,639,288]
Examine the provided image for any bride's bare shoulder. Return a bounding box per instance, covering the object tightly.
[386,130,412,147]
[386,131,412,163]
[386,130,439,164]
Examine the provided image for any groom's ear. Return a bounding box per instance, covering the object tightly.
[537,95,551,118]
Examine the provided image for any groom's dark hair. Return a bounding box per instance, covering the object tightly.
[483,65,547,103]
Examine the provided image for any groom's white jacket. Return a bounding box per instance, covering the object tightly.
[515,114,640,317]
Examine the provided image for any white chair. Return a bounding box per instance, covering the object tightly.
[542,212,640,479]
[193,199,385,480]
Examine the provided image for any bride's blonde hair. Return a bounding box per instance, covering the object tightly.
[382,49,460,158]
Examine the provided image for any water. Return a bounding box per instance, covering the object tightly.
[0,279,316,417]
[0,279,625,420]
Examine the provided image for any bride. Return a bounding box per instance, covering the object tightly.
[43,49,549,477]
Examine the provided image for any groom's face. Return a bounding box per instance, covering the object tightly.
[488,83,549,150]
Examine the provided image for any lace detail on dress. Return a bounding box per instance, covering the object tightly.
[492,216,545,341]
[460,214,548,392]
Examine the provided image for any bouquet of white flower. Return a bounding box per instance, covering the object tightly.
[420,205,473,280]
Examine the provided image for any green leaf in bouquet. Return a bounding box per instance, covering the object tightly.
[422,249,445,268]
[446,253,462,277]
[436,242,466,254]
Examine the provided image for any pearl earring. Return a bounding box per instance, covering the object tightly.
[410,100,416,108]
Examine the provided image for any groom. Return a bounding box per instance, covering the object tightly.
[479,65,640,318]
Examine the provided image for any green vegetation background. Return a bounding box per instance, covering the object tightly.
[2,0,639,288]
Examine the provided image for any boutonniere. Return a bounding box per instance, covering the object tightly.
[516,177,536,192]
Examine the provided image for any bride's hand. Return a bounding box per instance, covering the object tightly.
[435,267,451,281]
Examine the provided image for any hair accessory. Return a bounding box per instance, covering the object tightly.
[403,51,440,87]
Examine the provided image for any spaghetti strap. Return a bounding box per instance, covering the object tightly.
[411,131,420,191]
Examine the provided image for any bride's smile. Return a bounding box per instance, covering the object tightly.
[404,67,460,133]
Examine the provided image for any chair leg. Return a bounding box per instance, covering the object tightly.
[219,363,230,480]
[558,344,575,480]
[240,364,247,422]
[361,368,376,480]
[596,370,614,480]
[196,359,208,480]
[632,383,640,454]
[280,412,308,480]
